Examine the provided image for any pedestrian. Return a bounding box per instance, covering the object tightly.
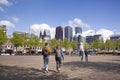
[79,45,88,62]
[54,45,64,73]
[79,48,84,62]
[42,42,51,73]
[84,49,89,62]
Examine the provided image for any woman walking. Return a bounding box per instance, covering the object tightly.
[54,45,64,73]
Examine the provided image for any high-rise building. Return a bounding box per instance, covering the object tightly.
[39,29,51,41]
[110,34,120,40]
[55,26,63,40]
[86,34,103,45]
[0,25,7,34]
[65,26,73,41]
[75,27,82,34]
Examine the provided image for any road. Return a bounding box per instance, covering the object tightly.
[0,55,120,80]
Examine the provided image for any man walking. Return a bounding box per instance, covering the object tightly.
[79,45,88,62]
[42,42,51,73]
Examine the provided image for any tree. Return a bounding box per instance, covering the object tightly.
[39,41,45,48]
[0,29,7,47]
[113,40,120,50]
[84,42,89,49]
[28,36,40,54]
[105,39,115,52]
[29,36,39,47]
[11,33,24,52]
[99,41,105,50]
[63,38,71,49]
[50,39,57,48]
[70,40,77,49]
[23,35,29,47]
[91,38,101,49]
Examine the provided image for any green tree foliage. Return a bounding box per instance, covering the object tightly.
[84,42,89,49]
[71,40,77,49]
[39,41,45,48]
[113,40,120,50]
[91,38,101,49]
[105,39,115,52]
[11,33,24,47]
[50,39,77,49]
[23,35,29,47]
[50,39,57,48]
[11,33,25,53]
[0,29,7,46]
[63,38,71,49]
[29,36,40,47]
[99,41,105,50]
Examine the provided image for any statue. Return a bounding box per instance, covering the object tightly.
[74,33,84,52]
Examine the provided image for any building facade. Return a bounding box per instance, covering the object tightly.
[110,34,120,40]
[64,26,73,41]
[86,34,103,45]
[39,29,51,41]
[55,26,63,40]
[13,31,29,37]
[0,25,7,34]
[75,27,82,34]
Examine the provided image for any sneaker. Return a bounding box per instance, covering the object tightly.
[58,68,61,71]
[46,70,49,73]
[58,68,61,73]
[44,71,47,73]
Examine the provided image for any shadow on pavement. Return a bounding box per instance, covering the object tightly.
[0,65,70,80]
[63,61,120,74]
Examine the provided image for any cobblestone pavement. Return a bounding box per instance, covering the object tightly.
[0,55,120,80]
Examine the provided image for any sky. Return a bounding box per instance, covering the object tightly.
[0,0,120,41]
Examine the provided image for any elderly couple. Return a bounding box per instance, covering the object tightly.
[42,43,64,73]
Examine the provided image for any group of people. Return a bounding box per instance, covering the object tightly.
[42,42,89,73]
[42,42,64,73]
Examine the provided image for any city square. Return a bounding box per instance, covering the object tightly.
[0,0,120,80]
[0,55,120,80]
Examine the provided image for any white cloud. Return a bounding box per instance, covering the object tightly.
[83,28,114,42]
[0,6,4,12]
[30,23,55,38]
[0,0,12,6]
[68,18,89,27]
[12,16,19,23]
[96,29,114,41]
[0,20,15,28]
[83,30,95,36]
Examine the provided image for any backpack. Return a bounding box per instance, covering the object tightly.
[42,47,48,56]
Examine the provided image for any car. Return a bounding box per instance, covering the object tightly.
[88,50,96,55]
[5,49,13,55]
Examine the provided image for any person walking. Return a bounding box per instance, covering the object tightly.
[42,42,51,73]
[79,45,89,62]
[84,49,89,62]
[54,45,64,73]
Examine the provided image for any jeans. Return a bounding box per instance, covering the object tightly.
[43,56,49,71]
[55,56,62,70]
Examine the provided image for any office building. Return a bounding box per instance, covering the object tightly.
[65,26,73,41]
[0,25,7,34]
[75,27,82,34]
[86,34,103,45]
[13,31,29,37]
[110,34,120,40]
[55,26,63,40]
[39,29,51,41]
